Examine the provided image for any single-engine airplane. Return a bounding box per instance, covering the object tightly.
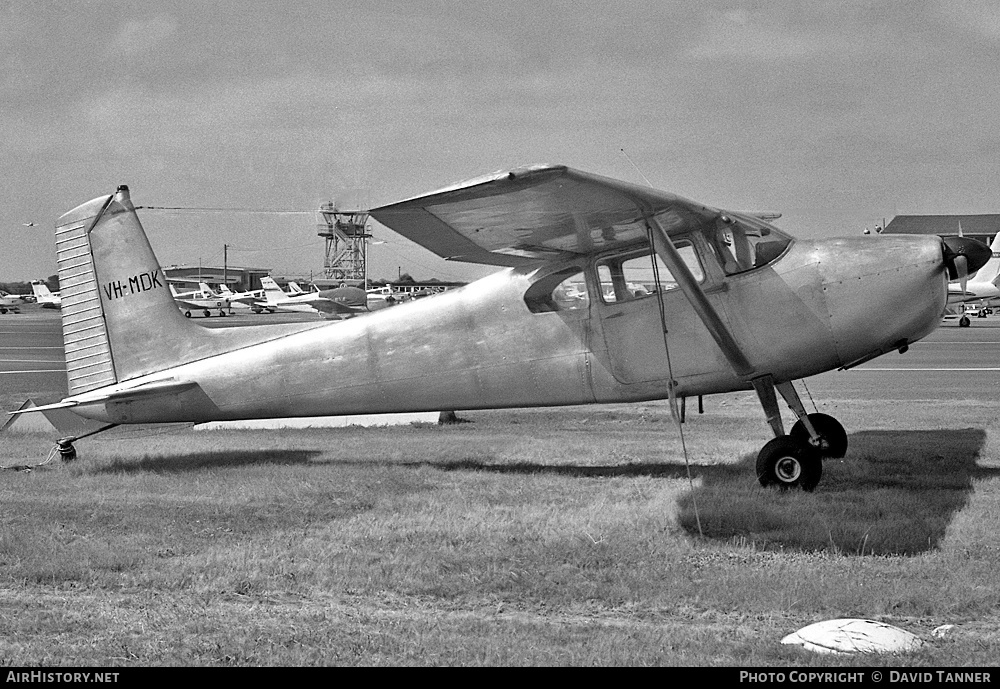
[13,166,992,491]
[254,275,369,317]
[945,232,1000,326]
[168,282,231,318]
[0,290,23,314]
[30,280,61,308]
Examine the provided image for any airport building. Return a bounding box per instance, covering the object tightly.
[162,264,272,292]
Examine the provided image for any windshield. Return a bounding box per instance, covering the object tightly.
[704,214,792,275]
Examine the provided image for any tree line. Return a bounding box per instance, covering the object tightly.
[0,275,59,295]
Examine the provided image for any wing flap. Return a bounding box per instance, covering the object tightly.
[370,165,720,266]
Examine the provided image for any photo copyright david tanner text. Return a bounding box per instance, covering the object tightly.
[740,671,993,683]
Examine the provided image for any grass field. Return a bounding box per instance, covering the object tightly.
[1,393,999,666]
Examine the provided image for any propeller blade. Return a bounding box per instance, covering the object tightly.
[943,236,991,281]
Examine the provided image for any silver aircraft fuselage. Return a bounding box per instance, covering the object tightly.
[68,234,946,425]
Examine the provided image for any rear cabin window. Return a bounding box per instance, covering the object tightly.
[524,267,589,313]
[597,242,703,304]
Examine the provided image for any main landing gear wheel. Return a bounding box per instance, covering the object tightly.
[959,315,971,327]
[756,436,822,491]
[790,412,848,459]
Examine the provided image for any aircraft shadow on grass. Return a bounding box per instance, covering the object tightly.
[88,449,324,475]
[420,428,1000,556]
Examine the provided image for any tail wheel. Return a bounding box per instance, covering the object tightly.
[790,412,848,458]
[756,436,822,491]
[56,440,77,462]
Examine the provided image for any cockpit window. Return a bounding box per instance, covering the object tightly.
[597,241,702,304]
[707,215,792,275]
[524,267,589,313]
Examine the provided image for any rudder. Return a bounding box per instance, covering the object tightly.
[56,185,201,395]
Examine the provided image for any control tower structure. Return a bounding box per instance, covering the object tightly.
[317,202,372,287]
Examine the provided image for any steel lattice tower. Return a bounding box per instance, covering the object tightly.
[317,202,372,286]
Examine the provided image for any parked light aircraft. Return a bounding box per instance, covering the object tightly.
[253,276,369,317]
[30,280,61,308]
[0,291,23,314]
[213,284,266,312]
[945,233,1000,326]
[13,169,992,491]
[168,282,231,318]
[366,285,404,307]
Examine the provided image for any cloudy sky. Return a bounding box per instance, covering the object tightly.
[3,0,999,283]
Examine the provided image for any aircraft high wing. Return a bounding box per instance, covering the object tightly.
[13,169,991,492]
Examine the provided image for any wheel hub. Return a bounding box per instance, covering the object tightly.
[775,456,801,482]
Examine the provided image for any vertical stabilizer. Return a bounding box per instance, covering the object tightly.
[55,186,201,394]
[259,276,286,304]
[31,281,53,299]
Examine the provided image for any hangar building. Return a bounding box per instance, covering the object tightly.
[881,214,1000,246]
[162,264,272,292]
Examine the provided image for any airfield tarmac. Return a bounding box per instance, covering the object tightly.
[2,306,999,406]
[0,306,321,399]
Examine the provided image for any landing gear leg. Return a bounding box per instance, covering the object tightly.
[776,381,848,459]
[751,376,823,491]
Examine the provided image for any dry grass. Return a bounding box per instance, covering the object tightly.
[1,397,999,665]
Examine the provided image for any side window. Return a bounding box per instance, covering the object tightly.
[597,242,703,303]
[524,267,589,313]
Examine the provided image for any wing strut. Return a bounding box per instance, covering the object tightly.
[645,217,755,379]
[645,216,814,441]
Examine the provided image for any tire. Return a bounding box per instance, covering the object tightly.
[756,436,822,491]
[960,315,971,327]
[790,412,848,458]
[184,311,192,318]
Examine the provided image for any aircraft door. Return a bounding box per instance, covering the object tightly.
[595,243,729,384]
